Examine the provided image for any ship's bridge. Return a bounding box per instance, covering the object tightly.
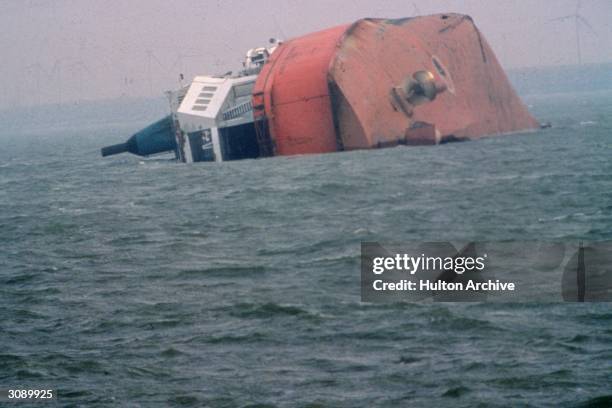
[175,74,259,163]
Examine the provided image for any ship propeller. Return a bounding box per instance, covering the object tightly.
[402,70,447,105]
[390,70,447,117]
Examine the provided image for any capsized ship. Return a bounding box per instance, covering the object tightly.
[101,14,540,163]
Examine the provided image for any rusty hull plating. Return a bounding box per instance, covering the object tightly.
[253,14,539,156]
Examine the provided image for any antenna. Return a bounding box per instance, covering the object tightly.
[548,0,596,65]
[272,14,287,41]
[142,47,208,95]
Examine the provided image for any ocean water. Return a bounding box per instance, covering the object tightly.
[1,87,611,407]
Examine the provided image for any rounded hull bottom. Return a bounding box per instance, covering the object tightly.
[253,14,540,157]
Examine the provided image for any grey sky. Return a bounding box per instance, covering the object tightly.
[1,0,610,108]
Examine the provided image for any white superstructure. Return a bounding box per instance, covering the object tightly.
[166,41,281,163]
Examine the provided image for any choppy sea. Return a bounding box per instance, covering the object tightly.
[1,69,611,406]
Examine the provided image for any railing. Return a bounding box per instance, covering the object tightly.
[222,100,253,121]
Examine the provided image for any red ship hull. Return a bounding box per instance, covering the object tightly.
[253,14,539,156]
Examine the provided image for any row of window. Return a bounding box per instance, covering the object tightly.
[192,85,218,112]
